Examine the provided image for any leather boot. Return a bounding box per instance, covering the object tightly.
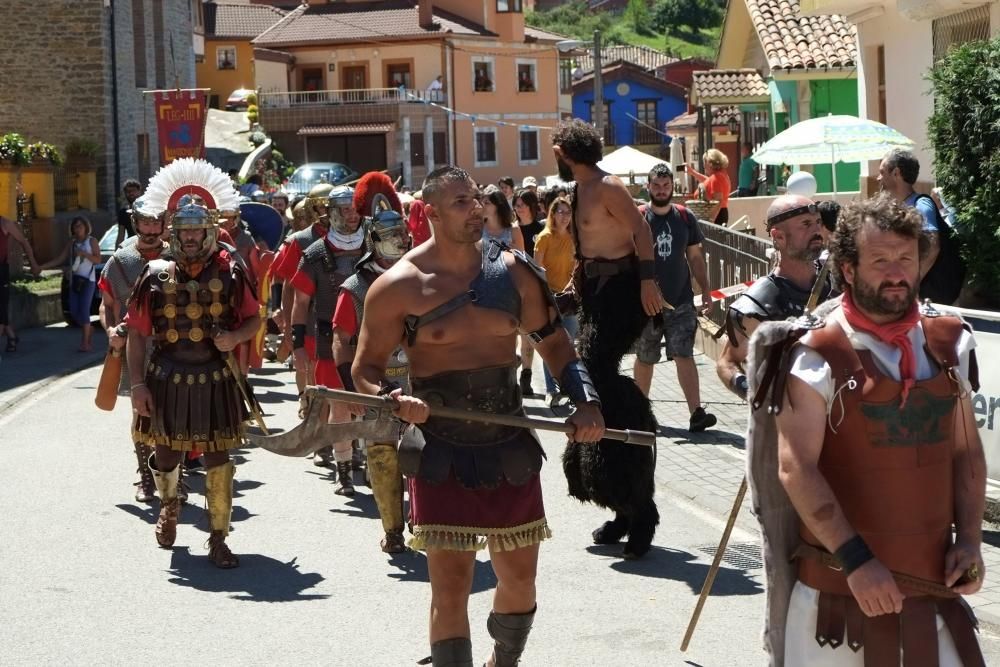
[133,443,155,503]
[487,606,536,666]
[334,460,355,497]
[205,461,239,568]
[367,443,405,552]
[430,637,473,666]
[176,463,189,505]
[149,455,180,548]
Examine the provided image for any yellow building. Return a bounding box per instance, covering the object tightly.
[196,2,287,109]
[252,0,568,188]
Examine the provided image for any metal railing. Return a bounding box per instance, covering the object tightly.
[633,122,661,145]
[258,87,446,109]
[697,220,773,329]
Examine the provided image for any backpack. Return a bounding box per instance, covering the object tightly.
[914,194,966,305]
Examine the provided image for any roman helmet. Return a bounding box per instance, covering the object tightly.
[357,193,411,269]
[304,183,334,227]
[288,198,308,231]
[327,184,357,235]
[129,195,165,236]
[142,157,241,265]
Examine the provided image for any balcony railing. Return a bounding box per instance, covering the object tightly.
[633,122,662,145]
[258,87,447,109]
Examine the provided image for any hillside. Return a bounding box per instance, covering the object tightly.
[526,0,721,60]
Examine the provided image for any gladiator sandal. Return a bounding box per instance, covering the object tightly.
[334,460,355,497]
[149,456,180,548]
[176,464,189,505]
[367,443,406,553]
[312,445,334,468]
[486,607,536,667]
[428,637,473,667]
[133,443,155,503]
[204,461,239,569]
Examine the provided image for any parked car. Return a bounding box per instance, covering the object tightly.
[281,162,359,200]
[225,88,254,111]
[61,224,119,326]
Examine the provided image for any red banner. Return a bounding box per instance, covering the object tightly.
[153,90,208,165]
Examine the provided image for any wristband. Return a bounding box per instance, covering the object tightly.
[559,359,601,408]
[291,324,306,350]
[378,381,401,397]
[638,259,656,281]
[337,362,356,392]
[131,383,146,391]
[834,535,875,576]
[732,374,749,399]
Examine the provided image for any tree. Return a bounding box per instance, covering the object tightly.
[624,0,653,35]
[927,37,1000,307]
[653,0,722,36]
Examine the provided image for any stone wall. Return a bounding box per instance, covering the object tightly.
[0,0,195,215]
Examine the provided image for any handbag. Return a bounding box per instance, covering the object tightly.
[71,274,90,294]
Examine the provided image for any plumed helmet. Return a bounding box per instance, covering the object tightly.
[168,194,218,262]
[357,193,410,268]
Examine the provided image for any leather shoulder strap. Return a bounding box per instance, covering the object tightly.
[921,315,964,369]
[801,318,863,383]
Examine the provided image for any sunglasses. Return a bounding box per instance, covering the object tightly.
[766,203,818,229]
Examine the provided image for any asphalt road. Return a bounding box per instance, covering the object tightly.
[2,361,998,665]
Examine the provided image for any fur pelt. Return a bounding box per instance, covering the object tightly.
[562,268,659,558]
[353,172,402,218]
[746,296,840,666]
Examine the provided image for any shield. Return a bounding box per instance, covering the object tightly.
[240,202,284,251]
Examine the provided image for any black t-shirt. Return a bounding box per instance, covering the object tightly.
[117,206,135,238]
[643,204,704,307]
[519,220,545,257]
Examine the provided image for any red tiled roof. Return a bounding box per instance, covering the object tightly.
[524,26,568,42]
[690,69,770,104]
[254,1,490,48]
[297,123,396,137]
[572,60,689,98]
[746,0,857,71]
[575,45,677,74]
[205,2,286,40]
[665,106,740,131]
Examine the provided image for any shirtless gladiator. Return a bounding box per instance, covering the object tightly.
[552,119,664,559]
[352,166,605,666]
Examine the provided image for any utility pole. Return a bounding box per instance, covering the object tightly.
[593,29,604,141]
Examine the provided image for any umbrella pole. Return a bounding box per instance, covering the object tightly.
[831,145,838,196]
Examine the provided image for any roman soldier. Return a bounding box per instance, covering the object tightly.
[288,185,365,488]
[98,196,180,503]
[332,195,412,552]
[125,158,262,569]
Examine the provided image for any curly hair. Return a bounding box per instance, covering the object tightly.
[647,162,673,182]
[829,192,930,289]
[551,119,603,166]
[703,148,729,171]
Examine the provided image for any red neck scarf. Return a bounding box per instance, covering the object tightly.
[841,289,921,405]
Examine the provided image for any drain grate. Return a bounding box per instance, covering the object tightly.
[695,541,763,570]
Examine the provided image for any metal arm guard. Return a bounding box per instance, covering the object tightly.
[559,359,601,408]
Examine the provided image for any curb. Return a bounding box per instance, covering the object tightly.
[0,350,104,415]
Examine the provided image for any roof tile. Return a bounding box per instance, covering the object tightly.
[691,69,770,104]
[575,45,677,74]
[205,3,286,40]
[746,0,858,71]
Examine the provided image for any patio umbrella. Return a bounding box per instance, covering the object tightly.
[669,136,688,194]
[751,115,915,193]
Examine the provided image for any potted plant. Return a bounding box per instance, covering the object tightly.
[0,132,29,167]
[246,103,260,127]
[65,138,100,210]
[26,141,64,167]
[65,138,100,169]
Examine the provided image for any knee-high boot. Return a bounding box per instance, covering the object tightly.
[149,455,179,548]
[430,637,473,666]
[134,442,155,503]
[204,461,239,568]
[487,606,536,666]
[367,442,405,552]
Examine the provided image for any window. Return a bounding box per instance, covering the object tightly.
[386,63,412,89]
[433,131,447,164]
[932,5,990,63]
[634,100,659,144]
[516,60,537,93]
[217,46,236,70]
[137,133,150,184]
[132,0,147,87]
[411,131,425,167]
[475,128,498,166]
[473,59,494,92]
[559,59,573,94]
[497,0,523,11]
[153,1,166,88]
[519,129,539,164]
[588,101,613,145]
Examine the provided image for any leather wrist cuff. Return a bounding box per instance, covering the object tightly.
[559,359,601,408]
[337,363,356,392]
[291,324,306,349]
[732,373,749,400]
[378,381,402,397]
[638,260,656,281]
[835,535,875,576]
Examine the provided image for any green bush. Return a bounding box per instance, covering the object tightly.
[927,37,1000,307]
[26,141,64,167]
[0,132,29,166]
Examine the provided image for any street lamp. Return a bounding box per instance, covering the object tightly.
[557,30,604,140]
[727,115,739,135]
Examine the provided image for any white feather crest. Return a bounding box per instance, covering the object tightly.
[143,158,240,213]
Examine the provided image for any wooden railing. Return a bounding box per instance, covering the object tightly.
[697,220,773,329]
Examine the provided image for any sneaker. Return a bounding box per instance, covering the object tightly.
[689,407,717,433]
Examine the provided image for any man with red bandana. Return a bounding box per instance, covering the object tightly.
[288,184,364,490]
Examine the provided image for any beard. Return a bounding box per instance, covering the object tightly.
[786,235,824,262]
[649,194,672,207]
[137,232,161,248]
[556,156,574,182]
[851,276,917,316]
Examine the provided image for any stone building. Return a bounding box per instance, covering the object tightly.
[0,0,198,213]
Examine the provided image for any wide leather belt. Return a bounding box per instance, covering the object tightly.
[794,543,960,598]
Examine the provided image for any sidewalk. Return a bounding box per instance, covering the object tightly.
[0,322,106,412]
[631,347,1000,628]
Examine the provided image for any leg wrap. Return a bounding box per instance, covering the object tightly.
[204,461,235,535]
[367,443,404,533]
[134,443,155,503]
[334,460,355,496]
[430,637,473,667]
[487,606,536,666]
